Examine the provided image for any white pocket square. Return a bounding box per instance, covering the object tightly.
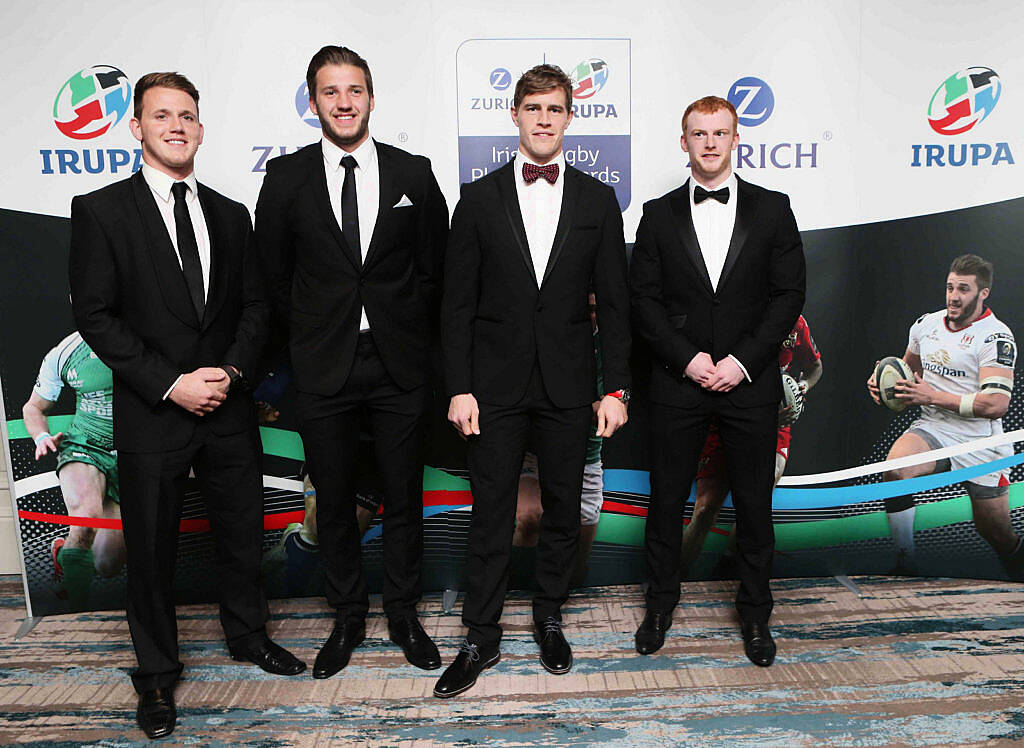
[393,194,414,208]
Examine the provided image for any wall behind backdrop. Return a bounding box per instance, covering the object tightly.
[2,0,1023,615]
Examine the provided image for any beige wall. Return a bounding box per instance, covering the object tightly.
[0,448,23,574]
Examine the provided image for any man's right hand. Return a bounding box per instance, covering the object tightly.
[685,352,717,386]
[866,361,881,405]
[448,393,480,438]
[34,432,63,460]
[169,368,229,416]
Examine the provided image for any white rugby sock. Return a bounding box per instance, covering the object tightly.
[887,507,916,556]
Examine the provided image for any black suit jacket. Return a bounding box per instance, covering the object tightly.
[630,176,805,408]
[70,170,268,452]
[255,140,448,396]
[442,161,631,409]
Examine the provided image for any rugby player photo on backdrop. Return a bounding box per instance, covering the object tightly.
[867,254,1022,578]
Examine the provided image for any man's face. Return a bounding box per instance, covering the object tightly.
[511,88,572,165]
[681,108,739,187]
[946,272,989,325]
[129,86,203,179]
[310,63,373,151]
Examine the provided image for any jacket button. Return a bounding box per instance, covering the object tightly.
[712,299,720,306]
[360,278,366,286]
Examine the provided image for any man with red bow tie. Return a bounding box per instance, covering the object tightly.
[437,64,632,697]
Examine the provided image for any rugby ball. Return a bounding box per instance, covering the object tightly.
[874,356,915,412]
[778,372,804,426]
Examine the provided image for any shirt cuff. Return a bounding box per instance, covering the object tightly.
[163,374,184,400]
[728,354,751,383]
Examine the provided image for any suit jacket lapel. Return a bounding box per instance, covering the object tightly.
[496,163,538,286]
[196,184,226,331]
[717,176,757,291]
[362,140,393,270]
[130,171,199,328]
[540,166,579,287]
[310,150,361,271]
[669,181,714,294]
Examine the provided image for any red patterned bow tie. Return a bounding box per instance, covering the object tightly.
[522,162,560,185]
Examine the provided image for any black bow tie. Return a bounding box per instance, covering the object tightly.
[694,185,729,205]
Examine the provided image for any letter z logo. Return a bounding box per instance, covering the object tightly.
[727,76,775,127]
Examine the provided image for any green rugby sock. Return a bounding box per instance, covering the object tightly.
[57,546,95,612]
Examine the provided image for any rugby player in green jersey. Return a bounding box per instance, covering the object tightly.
[23,331,125,611]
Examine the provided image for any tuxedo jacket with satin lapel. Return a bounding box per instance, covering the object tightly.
[70,170,268,452]
[442,160,631,409]
[255,140,448,396]
[630,175,805,408]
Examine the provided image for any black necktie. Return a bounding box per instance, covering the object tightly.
[694,185,730,205]
[340,154,360,263]
[170,181,205,321]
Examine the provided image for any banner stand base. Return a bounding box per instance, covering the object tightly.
[833,574,862,597]
[14,616,42,640]
[442,589,458,613]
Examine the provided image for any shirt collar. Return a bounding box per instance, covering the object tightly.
[142,163,198,204]
[689,172,737,206]
[321,135,376,171]
[516,151,567,186]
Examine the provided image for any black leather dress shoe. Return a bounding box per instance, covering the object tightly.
[388,615,442,670]
[635,610,672,655]
[741,622,777,667]
[433,640,499,698]
[533,617,572,674]
[313,618,366,679]
[137,687,176,740]
[229,635,306,676]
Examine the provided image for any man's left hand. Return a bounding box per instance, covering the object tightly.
[595,395,628,437]
[705,357,745,392]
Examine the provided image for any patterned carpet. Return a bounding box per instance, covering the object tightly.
[2,574,1024,746]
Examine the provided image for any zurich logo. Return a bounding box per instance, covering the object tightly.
[727,76,775,127]
[295,82,321,128]
[490,68,512,91]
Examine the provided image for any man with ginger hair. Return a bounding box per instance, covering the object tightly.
[629,95,805,666]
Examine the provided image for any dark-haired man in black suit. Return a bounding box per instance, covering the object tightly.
[70,72,304,740]
[435,64,631,698]
[256,45,448,678]
[629,95,805,667]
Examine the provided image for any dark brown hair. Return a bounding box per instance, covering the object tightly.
[681,96,738,132]
[306,45,373,98]
[949,254,994,290]
[513,64,573,110]
[133,72,199,120]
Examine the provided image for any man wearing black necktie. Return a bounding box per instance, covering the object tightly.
[435,64,631,698]
[255,46,449,678]
[629,96,805,666]
[69,72,304,740]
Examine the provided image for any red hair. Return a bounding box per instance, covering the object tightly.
[681,96,738,132]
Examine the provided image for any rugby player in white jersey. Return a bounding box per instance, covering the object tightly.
[867,254,1022,577]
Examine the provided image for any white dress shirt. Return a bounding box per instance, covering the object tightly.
[688,171,750,381]
[514,152,566,285]
[141,164,214,399]
[322,135,379,331]
[141,163,211,297]
[689,172,737,292]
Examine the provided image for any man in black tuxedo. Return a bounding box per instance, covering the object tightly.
[629,96,805,666]
[70,72,304,740]
[256,46,448,678]
[435,64,631,698]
